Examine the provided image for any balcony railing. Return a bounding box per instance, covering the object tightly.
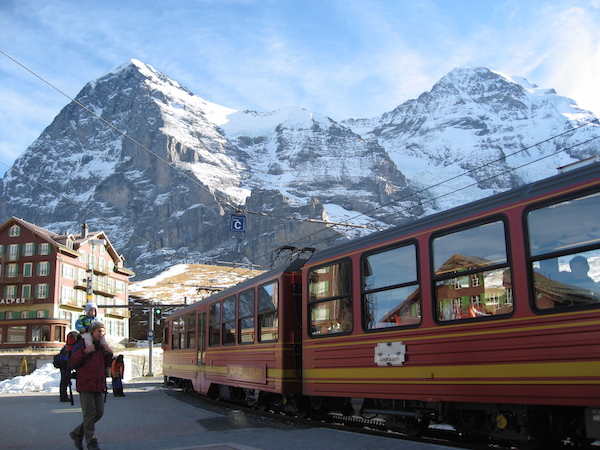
[0,275,25,284]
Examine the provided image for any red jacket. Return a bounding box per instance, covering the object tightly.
[71,342,113,392]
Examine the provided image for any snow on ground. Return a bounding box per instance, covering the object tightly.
[0,343,162,394]
[0,363,61,394]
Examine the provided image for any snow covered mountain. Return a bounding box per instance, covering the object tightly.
[0,61,598,279]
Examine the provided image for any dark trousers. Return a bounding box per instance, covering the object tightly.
[112,376,124,396]
[59,366,70,401]
[72,391,104,445]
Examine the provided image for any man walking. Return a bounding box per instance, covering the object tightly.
[69,321,113,450]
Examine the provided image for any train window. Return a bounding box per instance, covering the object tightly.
[433,220,513,322]
[171,316,183,350]
[197,311,206,366]
[308,260,352,336]
[527,191,600,310]
[222,296,236,346]
[179,317,185,350]
[362,244,421,330]
[238,288,255,344]
[209,303,220,347]
[186,313,196,349]
[258,281,279,342]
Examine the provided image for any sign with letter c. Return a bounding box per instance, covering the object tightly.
[230,215,246,232]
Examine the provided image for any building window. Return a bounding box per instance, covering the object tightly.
[36,284,49,299]
[61,286,75,304]
[36,310,46,318]
[62,264,75,279]
[23,263,32,277]
[37,262,50,276]
[6,311,13,320]
[23,243,35,256]
[6,285,17,299]
[20,311,29,319]
[8,326,26,342]
[79,251,86,263]
[54,326,64,342]
[22,285,31,299]
[8,225,20,237]
[8,244,19,261]
[39,243,51,255]
[7,264,18,278]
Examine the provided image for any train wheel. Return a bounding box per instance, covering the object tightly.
[256,393,270,411]
[393,416,431,437]
[509,411,558,450]
[310,396,324,412]
[295,396,311,419]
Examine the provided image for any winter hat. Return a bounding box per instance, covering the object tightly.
[84,303,98,315]
[89,321,105,333]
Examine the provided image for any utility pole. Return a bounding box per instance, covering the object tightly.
[147,306,154,377]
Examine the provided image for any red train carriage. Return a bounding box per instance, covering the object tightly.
[163,259,307,411]
[301,162,600,447]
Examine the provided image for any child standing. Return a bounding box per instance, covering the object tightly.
[76,303,105,353]
[111,355,125,396]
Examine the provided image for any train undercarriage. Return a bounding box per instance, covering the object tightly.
[164,376,597,449]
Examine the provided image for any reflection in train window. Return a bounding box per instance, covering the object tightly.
[308,260,351,336]
[433,220,513,322]
[527,191,600,310]
[209,302,220,347]
[258,281,279,342]
[238,288,255,344]
[222,296,236,346]
[186,313,196,349]
[362,244,421,330]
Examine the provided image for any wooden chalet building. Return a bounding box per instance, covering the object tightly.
[0,218,134,349]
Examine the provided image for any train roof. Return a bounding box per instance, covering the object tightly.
[307,159,600,266]
[166,257,307,318]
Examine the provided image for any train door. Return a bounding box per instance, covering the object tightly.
[196,311,208,393]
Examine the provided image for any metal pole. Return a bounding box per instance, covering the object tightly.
[87,242,94,303]
[147,307,154,377]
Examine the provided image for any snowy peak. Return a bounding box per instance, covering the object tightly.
[221,107,333,138]
[1,62,598,279]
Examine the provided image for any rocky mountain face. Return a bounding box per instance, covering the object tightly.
[1,61,598,279]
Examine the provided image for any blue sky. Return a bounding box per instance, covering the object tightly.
[1,0,599,177]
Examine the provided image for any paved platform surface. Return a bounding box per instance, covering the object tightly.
[0,378,460,450]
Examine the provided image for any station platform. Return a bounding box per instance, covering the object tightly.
[0,378,460,450]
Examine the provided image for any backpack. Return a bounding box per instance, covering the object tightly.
[53,348,68,369]
[61,331,82,406]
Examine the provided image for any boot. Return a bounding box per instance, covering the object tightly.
[87,437,100,450]
[70,431,83,450]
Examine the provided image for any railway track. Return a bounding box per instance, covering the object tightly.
[161,385,533,450]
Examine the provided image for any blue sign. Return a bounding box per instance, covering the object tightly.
[147,330,154,341]
[230,215,246,232]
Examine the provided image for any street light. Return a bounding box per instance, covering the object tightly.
[87,239,106,303]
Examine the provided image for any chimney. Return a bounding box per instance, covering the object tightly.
[82,223,89,238]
